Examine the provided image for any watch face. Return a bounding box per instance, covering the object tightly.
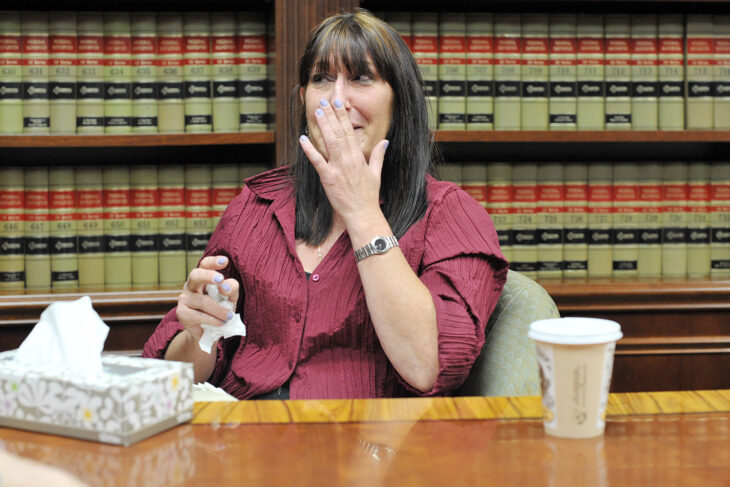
[374,238,387,251]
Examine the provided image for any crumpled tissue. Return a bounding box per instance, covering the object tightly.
[199,284,246,354]
[13,295,109,379]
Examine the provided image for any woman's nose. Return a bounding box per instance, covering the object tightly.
[330,76,349,108]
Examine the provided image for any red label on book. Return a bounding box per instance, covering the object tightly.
[659,38,683,54]
[131,188,158,206]
[687,38,713,55]
[186,188,212,206]
[0,35,22,53]
[462,184,487,203]
[467,36,493,53]
[103,211,130,219]
[711,183,730,200]
[158,37,184,55]
[103,189,131,207]
[577,38,603,54]
[159,187,185,206]
[50,35,77,54]
[0,59,20,66]
[614,185,639,201]
[605,38,630,55]
[663,183,688,201]
[0,213,23,222]
[639,184,662,202]
[51,58,75,66]
[0,190,23,209]
[551,59,577,66]
[565,184,588,201]
[213,36,236,53]
[213,187,239,205]
[495,37,521,54]
[50,190,76,209]
[549,38,576,54]
[158,210,184,218]
[184,36,211,53]
[412,36,438,54]
[416,58,438,65]
[487,185,513,203]
[537,184,565,201]
[78,36,103,54]
[186,209,213,218]
[589,185,612,202]
[631,38,658,55]
[439,36,466,53]
[237,34,266,53]
[659,59,684,66]
[22,36,49,54]
[77,189,103,209]
[513,185,537,202]
[131,209,156,219]
[439,57,466,65]
[715,39,730,55]
[132,37,157,54]
[238,57,265,65]
[688,184,711,202]
[104,37,132,54]
[25,190,49,210]
[524,38,548,55]
[25,213,49,221]
[632,59,659,66]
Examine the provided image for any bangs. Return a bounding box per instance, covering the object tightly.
[310,30,374,78]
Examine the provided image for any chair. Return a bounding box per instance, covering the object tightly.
[456,270,560,397]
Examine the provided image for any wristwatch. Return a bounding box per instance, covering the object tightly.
[354,235,399,262]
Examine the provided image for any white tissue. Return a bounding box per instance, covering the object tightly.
[199,284,246,354]
[13,296,109,379]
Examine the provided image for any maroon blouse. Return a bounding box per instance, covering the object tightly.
[143,166,508,399]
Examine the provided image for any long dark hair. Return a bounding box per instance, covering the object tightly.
[292,9,436,245]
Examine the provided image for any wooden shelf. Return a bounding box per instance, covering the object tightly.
[434,130,730,143]
[0,132,274,148]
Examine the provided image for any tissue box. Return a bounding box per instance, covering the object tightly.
[0,351,193,447]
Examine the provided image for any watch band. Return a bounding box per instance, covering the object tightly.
[353,235,399,262]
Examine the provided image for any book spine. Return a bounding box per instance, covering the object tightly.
[157,12,184,133]
[612,162,640,277]
[49,167,78,288]
[548,14,577,130]
[130,165,159,288]
[713,15,730,129]
[211,12,238,133]
[661,162,689,277]
[185,165,213,274]
[103,166,132,288]
[24,167,51,289]
[412,13,439,130]
[521,14,548,130]
[158,166,187,286]
[461,162,487,211]
[687,162,712,277]
[487,163,513,264]
[212,164,241,228]
[21,12,50,134]
[604,15,632,130]
[658,15,685,130]
[686,15,714,129]
[576,14,604,130]
[237,12,267,132]
[438,13,466,130]
[466,13,493,130]
[103,12,132,133]
[266,14,275,130]
[0,167,25,289]
[49,12,77,134]
[76,12,104,133]
[537,162,564,278]
[386,12,412,51]
[710,161,730,276]
[184,12,212,133]
[239,163,270,186]
[439,162,463,186]
[493,14,521,130]
[511,162,538,277]
[0,12,23,134]
[130,12,158,133]
[630,14,659,130]
[76,166,104,288]
[563,162,588,278]
[587,163,613,277]
[637,163,663,277]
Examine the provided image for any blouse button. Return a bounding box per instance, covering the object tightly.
[311,273,320,282]
[294,312,301,322]
[288,361,294,369]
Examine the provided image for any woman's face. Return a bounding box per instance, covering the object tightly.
[301,57,394,161]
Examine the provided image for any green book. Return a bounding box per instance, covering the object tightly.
[76,12,105,133]
[437,13,467,130]
[24,167,51,289]
[630,15,659,130]
[49,167,78,288]
[0,12,23,134]
[487,162,513,265]
[212,164,241,229]
[521,14,548,130]
[661,162,688,278]
[49,12,77,135]
[710,161,730,277]
[76,167,105,289]
[687,163,711,277]
[158,166,187,287]
[103,12,133,133]
[237,12,268,132]
[604,15,631,130]
[537,162,564,279]
[587,163,613,278]
[438,162,463,186]
[576,14,604,131]
[184,12,212,133]
[686,16,714,130]
[563,162,588,278]
[21,12,50,134]
[658,15,685,131]
[714,16,730,130]
[211,12,239,133]
[466,13,493,130]
[0,167,25,290]
[511,162,538,278]
[157,12,185,133]
[493,14,521,130]
[637,163,663,278]
[548,14,577,131]
[103,166,132,289]
[130,166,159,288]
[185,165,212,274]
[412,12,439,130]
[612,162,640,278]
[130,12,158,133]
[461,163,487,209]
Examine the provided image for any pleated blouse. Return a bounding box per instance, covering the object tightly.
[142,166,508,399]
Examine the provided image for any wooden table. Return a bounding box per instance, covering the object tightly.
[2,390,730,486]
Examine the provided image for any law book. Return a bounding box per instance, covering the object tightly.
[630,15,658,130]
[49,167,78,288]
[563,162,588,278]
[438,13,467,130]
[158,165,187,287]
[657,15,685,130]
[130,12,158,133]
[520,14,548,130]
[103,12,132,133]
[130,165,159,288]
[685,15,714,130]
[537,162,564,279]
[710,161,730,277]
[493,14,521,130]
[604,15,632,130]
[714,16,730,130]
[210,12,238,133]
[511,162,538,278]
[75,166,105,288]
[575,14,604,130]
[24,167,51,289]
[687,162,711,277]
[612,162,640,277]
[548,14,577,130]
[212,164,241,228]
[157,13,185,133]
[587,162,613,278]
[411,13,439,130]
[21,12,50,134]
[486,162,513,264]
[183,12,212,133]
[266,14,274,129]
[386,12,412,50]
[76,12,105,133]
[185,165,213,274]
[636,162,663,278]
[461,163,488,210]
[0,12,23,134]
[438,162,463,186]
[661,161,688,277]
[49,12,77,134]
[0,167,25,290]
[103,166,132,288]
[237,11,267,132]
[466,13,493,130]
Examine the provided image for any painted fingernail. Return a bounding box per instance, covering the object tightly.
[217,256,227,265]
[315,108,324,117]
[226,311,233,322]
[300,134,309,143]
[333,99,343,109]
[213,274,223,283]
[319,99,328,107]
[384,140,390,150]
[221,282,231,292]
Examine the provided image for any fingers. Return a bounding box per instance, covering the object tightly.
[368,139,389,180]
[299,133,328,173]
[218,277,240,308]
[186,261,227,293]
[313,98,363,165]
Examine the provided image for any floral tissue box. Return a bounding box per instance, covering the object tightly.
[0,351,193,446]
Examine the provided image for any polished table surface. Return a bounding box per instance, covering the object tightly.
[2,390,730,486]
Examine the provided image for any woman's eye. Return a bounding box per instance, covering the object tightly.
[355,74,374,83]
[311,74,333,84]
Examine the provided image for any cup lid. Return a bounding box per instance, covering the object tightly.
[528,317,623,345]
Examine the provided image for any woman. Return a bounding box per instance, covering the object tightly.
[143,10,507,399]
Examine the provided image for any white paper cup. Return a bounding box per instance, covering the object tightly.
[528,317,622,439]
